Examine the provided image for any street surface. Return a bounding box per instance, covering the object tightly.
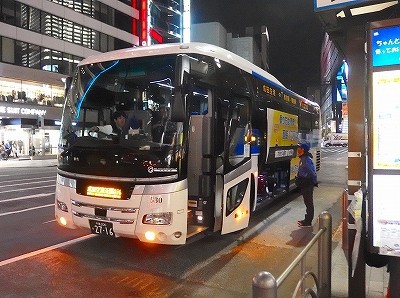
[0,147,348,297]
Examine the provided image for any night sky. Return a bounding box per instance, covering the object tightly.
[190,0,324,97]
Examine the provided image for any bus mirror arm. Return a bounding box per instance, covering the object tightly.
[175,54,190,87]
[64,76,72,98]
[171,54,190,122]
[171,89,186,122]
[216,155,224,175]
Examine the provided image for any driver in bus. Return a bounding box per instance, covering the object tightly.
[90,111,129,135]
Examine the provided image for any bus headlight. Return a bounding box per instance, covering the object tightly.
[142,212,172,225]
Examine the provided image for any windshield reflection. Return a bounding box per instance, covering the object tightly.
[58,55,184,180]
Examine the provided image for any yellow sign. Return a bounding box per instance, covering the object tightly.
[372,70,400,169]
[267,109,298,147]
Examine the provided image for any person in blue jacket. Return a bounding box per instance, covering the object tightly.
[296,143,318,227]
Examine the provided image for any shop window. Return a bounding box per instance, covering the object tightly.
[20,5,41,33]
[115,39,132,50]
[82,0,93,17]
[108,36,115,51]
[100,32,107,52]
[28,44,41,70]
[82,27,92,48]
[14,40,28,67]
[51,50,62,73]
[63,19,73,43]
[92,30,100,50]
[115,10,131,33]
[62,53,74,76]
[64,0,74,10]
[0,77,21,102]
[73,0,84,13]
[1,0,16,26]
[1,37,14,63]
[73,24,83,45]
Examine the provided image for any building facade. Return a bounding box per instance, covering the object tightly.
[191,22,269,71]
[320,32,347,137]
[0,0,186,157]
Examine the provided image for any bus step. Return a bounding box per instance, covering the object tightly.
[187,224,208,238]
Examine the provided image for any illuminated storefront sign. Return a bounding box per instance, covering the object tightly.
[368,20,400,257]
[0,106,47,116]
[372,25,400,67]
[0,103,61,120]
[372,70,400,169]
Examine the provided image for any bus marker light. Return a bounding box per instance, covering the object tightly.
[59,216,68,226]
[235,210,248,220]
[158,232,167,241]
[145,231,156,241]
[173,231,182,238]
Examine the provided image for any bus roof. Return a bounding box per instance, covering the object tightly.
[78,42,318,109]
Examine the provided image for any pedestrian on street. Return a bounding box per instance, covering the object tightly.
[295,143,318,228]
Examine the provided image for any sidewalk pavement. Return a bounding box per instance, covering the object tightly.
[331,225,389,297]
[0,156,57,168]
[0,157,390,296]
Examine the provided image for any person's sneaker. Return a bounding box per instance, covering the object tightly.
[297,220,312,227]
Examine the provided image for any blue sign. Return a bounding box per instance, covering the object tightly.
[372,25,400,67]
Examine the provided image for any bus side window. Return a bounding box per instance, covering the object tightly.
[228,99,250,166]
[188,87,208,115]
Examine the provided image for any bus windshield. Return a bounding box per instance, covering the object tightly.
[58,54,184,181]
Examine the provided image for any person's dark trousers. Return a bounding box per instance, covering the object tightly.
[301,184,314,224]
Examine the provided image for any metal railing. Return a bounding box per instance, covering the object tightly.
[252,212,332,297]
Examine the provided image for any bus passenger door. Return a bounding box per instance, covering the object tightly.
[219,97,252,235]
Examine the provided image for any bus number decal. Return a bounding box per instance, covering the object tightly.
[150,196,163,204]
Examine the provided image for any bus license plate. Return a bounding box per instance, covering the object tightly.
[89,220,115,237]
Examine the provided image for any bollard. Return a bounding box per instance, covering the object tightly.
[252,271,277,298]
[318,211,332,298]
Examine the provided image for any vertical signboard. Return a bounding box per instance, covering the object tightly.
[368,18,400,257]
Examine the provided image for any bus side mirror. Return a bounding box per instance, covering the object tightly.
[175,54,190,87]
[172,54,208,122]
[171,54,190,122]
[171,89,186,122]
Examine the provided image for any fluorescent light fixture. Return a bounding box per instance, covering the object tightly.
[350,1,398,16]
[337,1,398,18]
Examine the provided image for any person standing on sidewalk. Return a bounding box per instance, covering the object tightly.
[295,143,318,228]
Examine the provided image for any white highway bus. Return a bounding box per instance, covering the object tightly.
[55,43,321,245]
